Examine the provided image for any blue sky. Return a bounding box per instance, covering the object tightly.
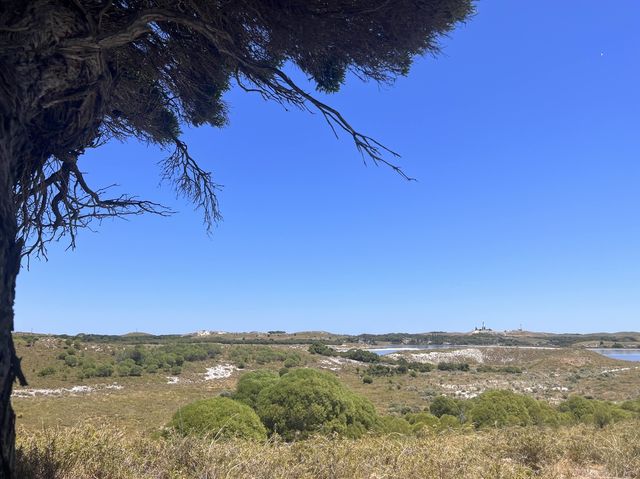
[16,0,640,335]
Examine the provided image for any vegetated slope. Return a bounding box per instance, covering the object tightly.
[16,421,640,479]
[11,335,640,434]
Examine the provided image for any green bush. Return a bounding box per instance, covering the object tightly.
[438,414,461,430]
[234,370,280,409]
[228,345,298,366]
[362,376,373,384]
[558,396,595,422]
[37,367,56,377]
[168,397,267,440]
[116,359,143,377]
[621,399,640,414]
[406,362,434,373]
[430,395,461,418]
[365,364,396,377]
[468,390,536,428]
[115,343,222,375]
[437,362,469,371]
[377,416,412,434]
[404,412,440,433]
[64,355,78,367]
[255,368,379,440]
[341,349,380,363]
[559,396,632,427]
[308,343,335,356]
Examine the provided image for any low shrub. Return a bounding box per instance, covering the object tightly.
[430,395,461,418]
[168,397,267,440]
[308,342,335,356]
[234,370,280,409]
[468,390,538,428]
[437,362,469,371]
[37,367,55,377]
[255,368,379,440]
[341,349,380,363]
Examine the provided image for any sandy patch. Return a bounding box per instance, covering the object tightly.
[204,364,236,380]
[13,383,123,398]
[388,348,484,364]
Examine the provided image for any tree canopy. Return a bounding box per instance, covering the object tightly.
[0,2,473,475]
[1,0,474,256]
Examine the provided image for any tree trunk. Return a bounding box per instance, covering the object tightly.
[0,139,26,479]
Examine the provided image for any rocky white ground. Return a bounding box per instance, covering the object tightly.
[13,383,123,398]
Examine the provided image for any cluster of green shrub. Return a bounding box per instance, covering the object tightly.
[437,362,470,371]
[418,391,638,430]
[169,368,378,441]
[54,343,222,378]
[308,343,380,364]
[53,347,116,379]
[168,368,640,443]
[115,343,222,375]
[369,391,639,435]
[228,345,304,369]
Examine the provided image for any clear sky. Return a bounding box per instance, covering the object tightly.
[15,0,640,335]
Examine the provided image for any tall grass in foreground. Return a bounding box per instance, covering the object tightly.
[16,421,640,478]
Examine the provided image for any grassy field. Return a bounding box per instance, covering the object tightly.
[16,421,640,478]
[10,332,640,478]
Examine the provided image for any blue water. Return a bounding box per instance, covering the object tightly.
[369,345,466,356]
[589,349,640,362]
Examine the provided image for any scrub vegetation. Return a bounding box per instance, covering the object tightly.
[11,331,640,478]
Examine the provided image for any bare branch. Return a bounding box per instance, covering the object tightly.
[161,140,222,231]
[16,155,172,259]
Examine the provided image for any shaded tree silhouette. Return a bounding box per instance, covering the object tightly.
[0,1,473,475]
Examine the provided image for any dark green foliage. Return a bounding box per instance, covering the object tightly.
[234,370,280,410]
[254,369,379,440]
[467,391,560,428]
[63,355,78,367]
[430,396,461,418]
[362,376,373,384]
[229,346,302,367]
[308,343,335,356]
[341,349,380,363]
[308,344,381,364]
[116,359,143,377]
[406,362,434,373]
[558,396,633,427]
[558,396,596,422]
[468,390,534,428]
[437,362,469,371]
[117,343,221,373]
[365,365,396,377]
[404,412,441,432]
[54,342,221,378]
[37,367,55,377]
[168,397,267,440]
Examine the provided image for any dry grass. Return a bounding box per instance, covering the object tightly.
[16,421,640,479]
